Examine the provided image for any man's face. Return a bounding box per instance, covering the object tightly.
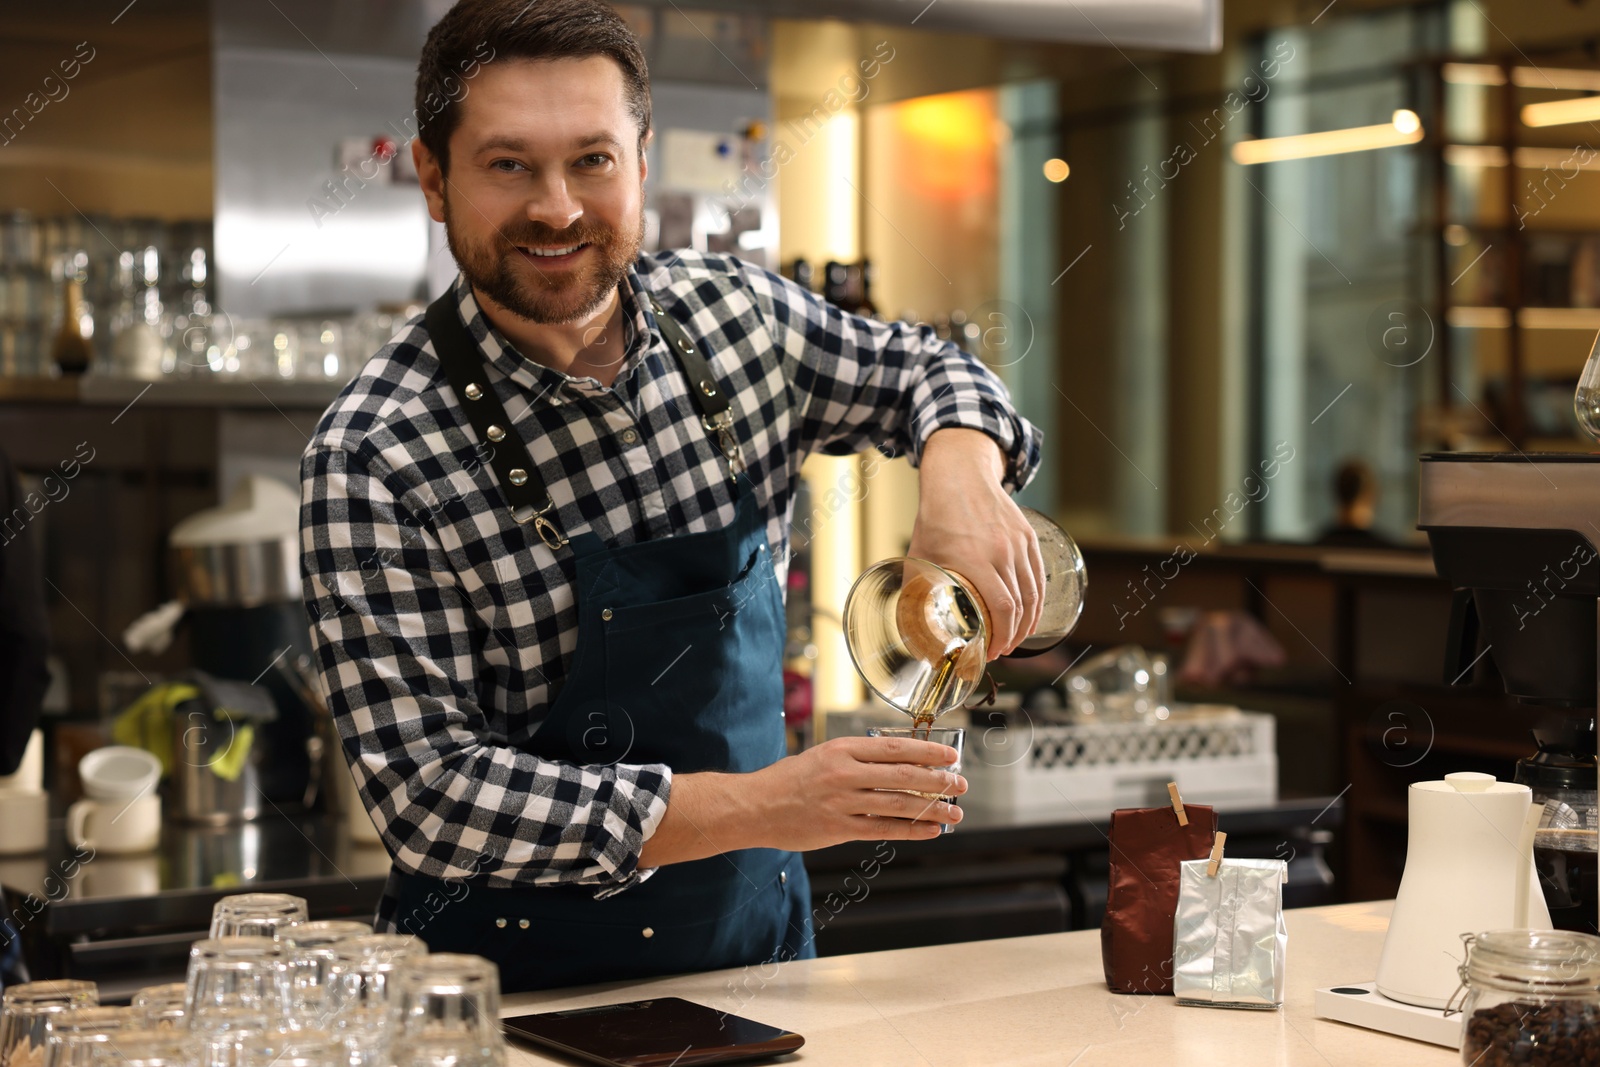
[423,56,647,325]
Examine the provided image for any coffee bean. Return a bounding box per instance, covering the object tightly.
[1461,999,1600,1066]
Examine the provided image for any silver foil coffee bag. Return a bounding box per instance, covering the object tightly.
[1172,857,1288,1009]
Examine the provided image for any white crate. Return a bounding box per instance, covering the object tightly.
[962,705,1277,815]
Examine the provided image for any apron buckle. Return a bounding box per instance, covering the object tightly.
[513,499,570,551]
[701,410,745,475]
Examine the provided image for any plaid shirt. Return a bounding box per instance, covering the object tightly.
[299,250,1041,928]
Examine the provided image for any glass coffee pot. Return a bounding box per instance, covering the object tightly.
[843,506,1086,729]
[1516,720,1598,933]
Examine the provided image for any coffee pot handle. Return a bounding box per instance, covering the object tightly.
[1444,588,1481,687]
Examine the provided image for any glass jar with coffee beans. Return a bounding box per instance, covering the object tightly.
[1452,929,1600,1066]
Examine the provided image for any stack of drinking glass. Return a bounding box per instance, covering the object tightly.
[0,892,507,1067]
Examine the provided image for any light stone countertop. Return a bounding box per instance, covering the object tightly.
[500,899,1458,1066]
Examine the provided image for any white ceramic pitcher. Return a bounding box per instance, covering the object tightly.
[1375,772,1552,1008]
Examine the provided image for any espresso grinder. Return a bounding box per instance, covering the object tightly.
[1316,415,1599,1046]
[1417,451,1599,934]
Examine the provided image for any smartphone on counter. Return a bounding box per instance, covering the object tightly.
[501,997,804,1067]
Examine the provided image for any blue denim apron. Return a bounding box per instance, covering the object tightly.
[392,296,813,992]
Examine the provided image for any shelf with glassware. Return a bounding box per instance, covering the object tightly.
[0,212,414,389]
[1424,57,1600,451]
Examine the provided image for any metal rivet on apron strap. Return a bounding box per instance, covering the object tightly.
[519,919,530,930]
[642,927,654,939]
[780,870,788,885]
[487,425,506,442]
[508,468,528,487]
[602,608,613,621]
[495,918,506,928]
[464,382,483,400]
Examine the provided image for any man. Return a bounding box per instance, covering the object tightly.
[1313,458,1395,549]
[301,0,1044,992]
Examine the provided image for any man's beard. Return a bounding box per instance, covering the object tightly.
[443,194,644,326]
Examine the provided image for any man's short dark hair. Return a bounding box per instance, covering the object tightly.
[415,0,652,174]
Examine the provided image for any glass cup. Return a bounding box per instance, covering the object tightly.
[185,937,287,1036]
[1,981,100,1067]
[84,1031,196,1067]
[324,935,429,1067]
[865,726,965,835]
[41,1006,134,1067]
[129,986,186,1032]
[277,921,373,1028]
[199,1028,337,1067]
[209,894,307,939]
[387,955,505,1067]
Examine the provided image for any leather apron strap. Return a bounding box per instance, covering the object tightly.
[424,287,742,553]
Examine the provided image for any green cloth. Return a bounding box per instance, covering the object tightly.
[112,682,257,782]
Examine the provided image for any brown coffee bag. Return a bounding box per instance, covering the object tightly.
[1100,802,1219,994]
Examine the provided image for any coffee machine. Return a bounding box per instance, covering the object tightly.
[1417,452,1599,934]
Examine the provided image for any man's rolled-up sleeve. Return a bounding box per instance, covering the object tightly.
[300,444,671,895]
[742,261,1043,493]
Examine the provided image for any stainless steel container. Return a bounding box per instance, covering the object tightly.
[171,536,300,608]
[171,706,262,825]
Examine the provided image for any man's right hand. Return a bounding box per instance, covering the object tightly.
[745,735,965,850]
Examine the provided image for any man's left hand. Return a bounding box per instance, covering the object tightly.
[906,428,1044,658]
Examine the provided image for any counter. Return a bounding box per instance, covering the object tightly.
[0,798,1340,998]
[499,900,1450,1067]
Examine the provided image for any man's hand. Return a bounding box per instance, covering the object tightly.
[637,737,965,866]
[907,427,1044,657]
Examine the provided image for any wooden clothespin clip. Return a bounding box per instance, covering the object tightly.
[1206,831,1228,877]
[1167,782,1188,827]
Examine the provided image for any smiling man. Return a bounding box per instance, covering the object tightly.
[301,0,1043,992]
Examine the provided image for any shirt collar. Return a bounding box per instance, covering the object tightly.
[450,264,658,401]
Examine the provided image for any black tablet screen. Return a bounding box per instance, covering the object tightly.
[502,997,804,1067]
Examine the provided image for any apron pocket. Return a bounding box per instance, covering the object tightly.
[602,544,766,633]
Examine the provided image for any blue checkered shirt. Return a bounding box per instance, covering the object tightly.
[299,250,1041,928]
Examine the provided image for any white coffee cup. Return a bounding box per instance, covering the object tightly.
[78,746,161,802]
[67,793,161,854]
[0,790,48,855]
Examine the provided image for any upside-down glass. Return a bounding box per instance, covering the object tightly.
[324,935,429,1067]
[865,727,965,835]
[387,955,506,1067]
[185,937,287,1036]
[844,506,1086,725]
[41,1006,134,1067]
[199,1028,337,1067]
[129,986,186,1032]
[83,1031,196,1067]
[277,921,373,1029]
[1,981,99,1067]
[209,894,307,939]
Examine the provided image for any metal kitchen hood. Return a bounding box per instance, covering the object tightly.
[633,0,1221,54]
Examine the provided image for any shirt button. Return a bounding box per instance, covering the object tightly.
[602,608,613,621]
[620,428,639,446]
[642,927,654,939]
